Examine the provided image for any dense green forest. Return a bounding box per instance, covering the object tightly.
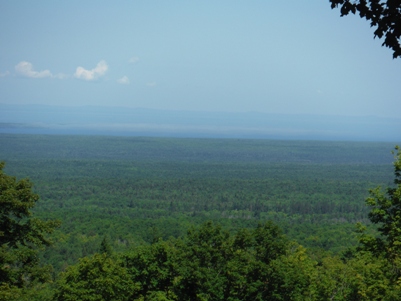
[1,134,400,300]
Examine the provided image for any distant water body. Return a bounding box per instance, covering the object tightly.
[0,104,400,142]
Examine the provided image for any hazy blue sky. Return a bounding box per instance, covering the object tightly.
[0,1,400,117]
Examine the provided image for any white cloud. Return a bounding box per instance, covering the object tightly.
[15,61,52,78]
[128,56,139,64]
[0,71,10,77]
[117,76,130,84]
[74,60,108,81]
[146,82,156,87]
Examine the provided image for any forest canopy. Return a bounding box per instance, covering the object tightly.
[1,135,401,300]
[0,162,60,300]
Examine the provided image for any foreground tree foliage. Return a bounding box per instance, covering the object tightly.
[53,224,396,300]
[0,162,60,301]
[356,146,401,298]
[54,253,137,301]
[330,0,401,58]
[56,222,306,301]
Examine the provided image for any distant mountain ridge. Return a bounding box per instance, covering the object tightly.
[0,103,400,141]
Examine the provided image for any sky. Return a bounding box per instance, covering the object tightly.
[0,0,400,118]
